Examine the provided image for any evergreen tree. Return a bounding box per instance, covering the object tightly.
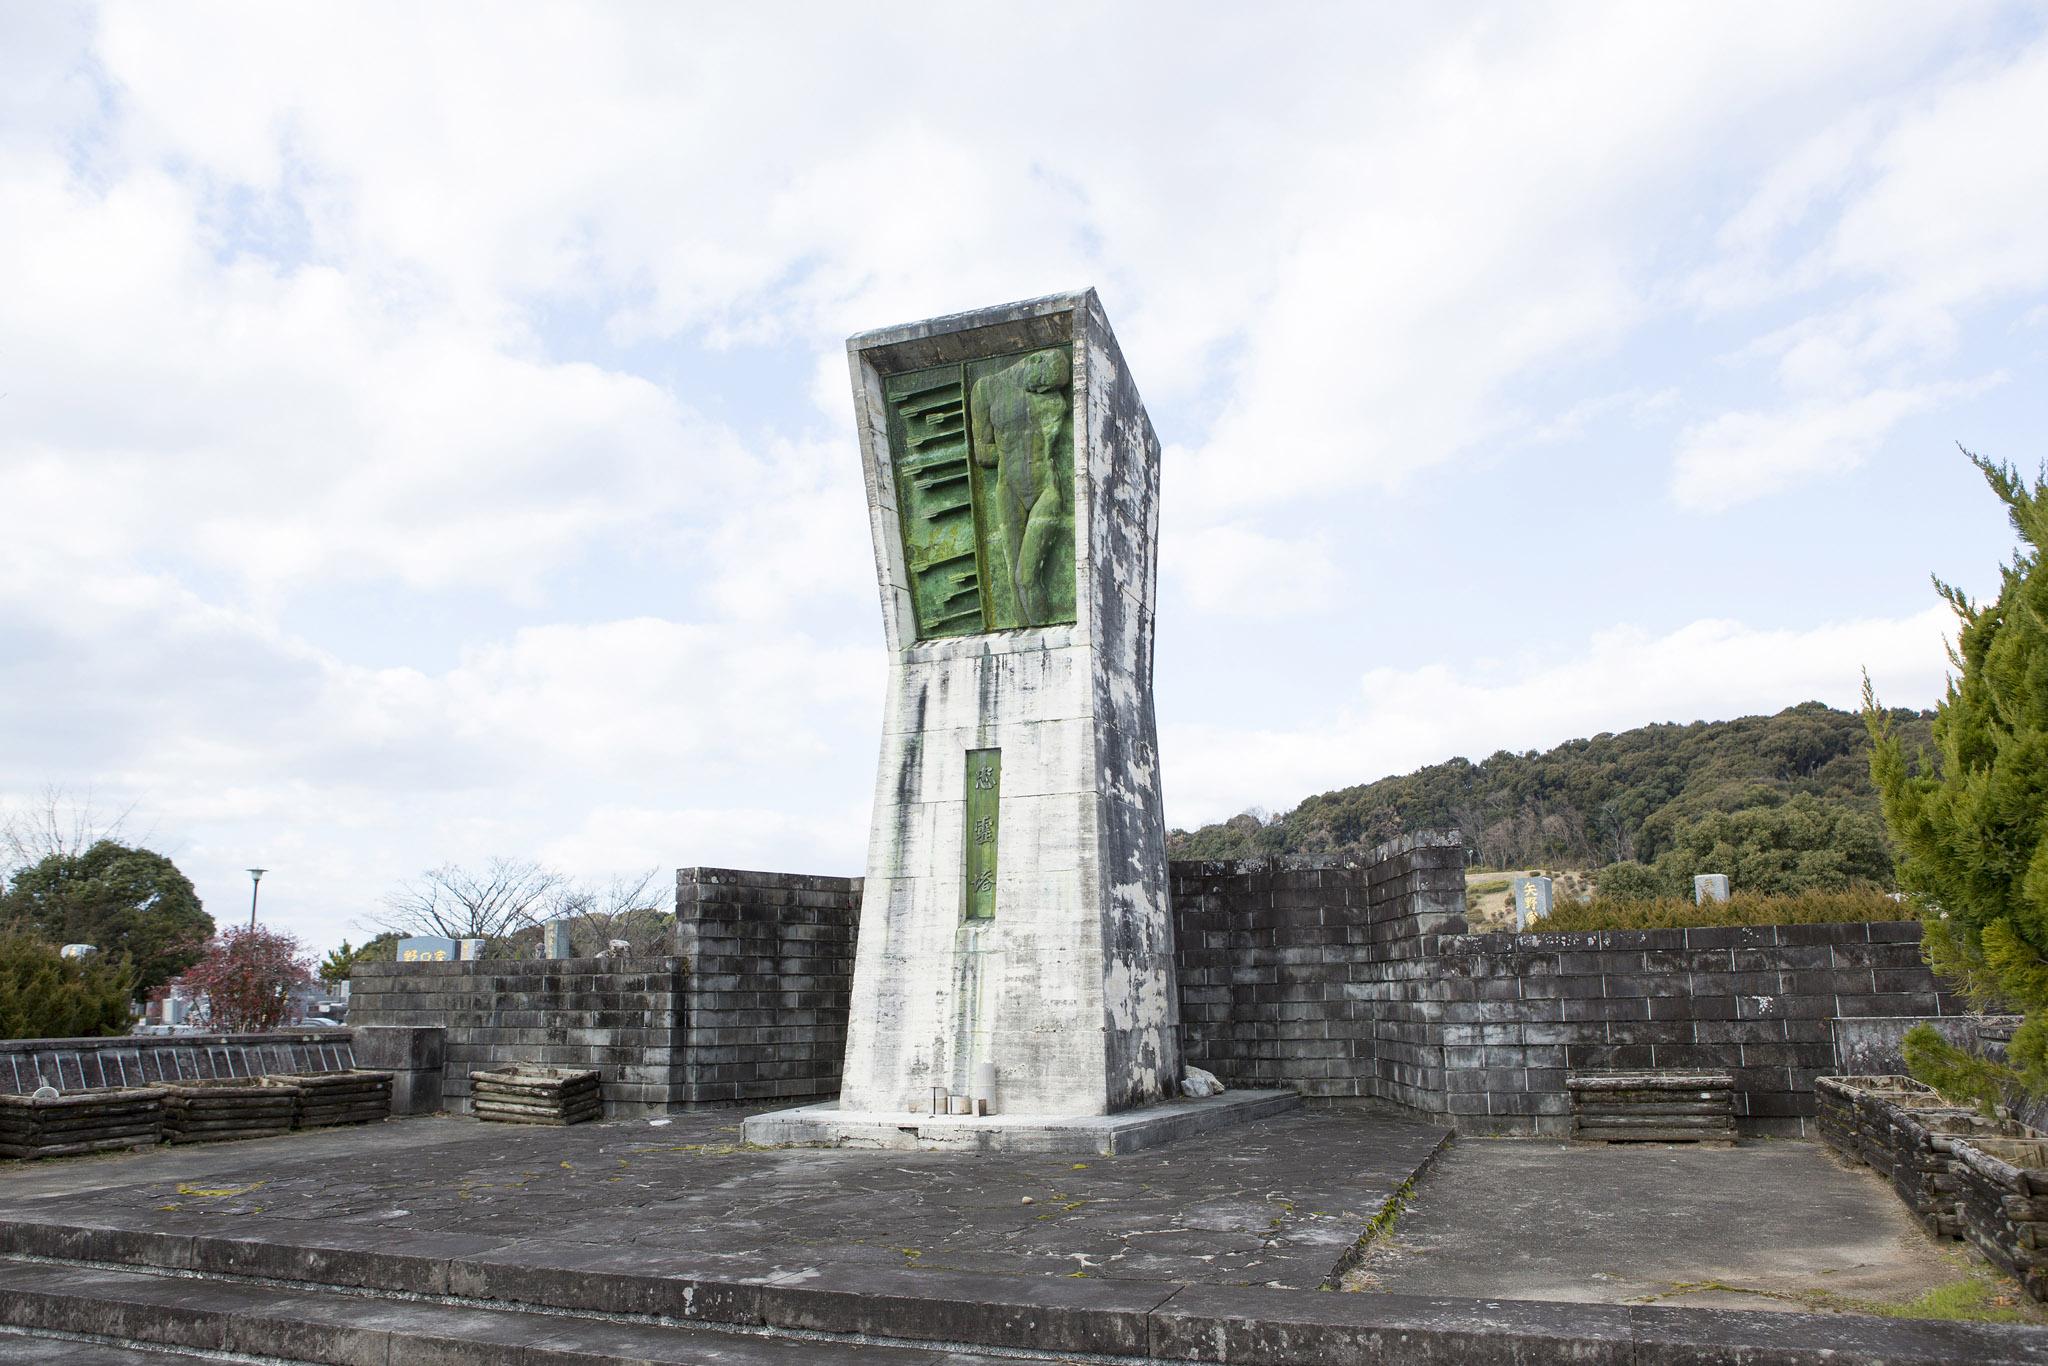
[0,840,213,995]
[318,933,400,987]
[1867,450,2048,1106]
[0,930,134,1040]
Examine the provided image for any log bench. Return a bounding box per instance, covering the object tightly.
[1565,1070,1736,1145]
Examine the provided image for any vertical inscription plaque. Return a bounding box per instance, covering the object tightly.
[963,748,1001,920]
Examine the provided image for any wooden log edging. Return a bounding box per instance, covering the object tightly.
[1952,1135,2048,1301]
[1565,1071,1735,1145]
[269,1070,393,1129]
[471,1065,602,1126]
[0,1087,164,1159]
[160,1077,299,1145]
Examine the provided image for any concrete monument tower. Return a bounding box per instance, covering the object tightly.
[749,291,1223,1148]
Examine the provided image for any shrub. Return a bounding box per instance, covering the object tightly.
[182,926,313,1032]
[1534,886,1908,933]
[0,929,134,1040]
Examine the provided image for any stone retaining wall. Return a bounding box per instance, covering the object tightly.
[1166,843,1956,1137]
[1172,834,1465,1109]
[674,867,859,1107]
[1432,921,1956,1136]
[342,845,1956,1135]
[348,959,687,1115]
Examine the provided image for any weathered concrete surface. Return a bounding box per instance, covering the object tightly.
[1351,1135,2041,1318]
[0,1259,1016,1364]
[0,1108,1446,1290]
[7,1115,2048,1363]
[0,1330,224,1363]
[840,290,1178,1121]
[747,1088,1298,1154]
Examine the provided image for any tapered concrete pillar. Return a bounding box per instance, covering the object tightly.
[833,290,1179,1118]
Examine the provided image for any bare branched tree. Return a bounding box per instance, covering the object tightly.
[1,785,143,882]
[557,869,675,957]
[377,858,566,944]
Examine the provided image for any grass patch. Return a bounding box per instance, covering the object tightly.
[1646,1254,2037,1324]
[1536,887,1907,933]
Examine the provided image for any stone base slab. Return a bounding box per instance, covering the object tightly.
[742,1088,1300,1154]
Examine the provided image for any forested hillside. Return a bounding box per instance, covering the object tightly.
[1168,702,1935,893]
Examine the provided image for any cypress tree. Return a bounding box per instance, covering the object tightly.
[1867,450,2048,1105]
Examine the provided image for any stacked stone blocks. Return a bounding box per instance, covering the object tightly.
[348,958,687,1116]
[1429,919,1952,1136]
[1172,832,1464,1110]
[676,867,858,1107]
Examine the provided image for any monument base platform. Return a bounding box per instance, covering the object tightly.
[740,1088,1300,1155]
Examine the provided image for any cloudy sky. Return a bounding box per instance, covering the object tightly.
[3,3,2044,953]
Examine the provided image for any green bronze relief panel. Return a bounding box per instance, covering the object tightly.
[884,345,1075,639]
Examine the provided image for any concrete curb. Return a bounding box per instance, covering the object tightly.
[1,1211,2044,1364]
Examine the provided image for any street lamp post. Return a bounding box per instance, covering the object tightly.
[247,868,267,929]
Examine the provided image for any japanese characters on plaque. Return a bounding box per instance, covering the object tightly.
[963,748,1001,920]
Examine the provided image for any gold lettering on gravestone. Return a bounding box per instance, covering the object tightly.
[963,748,1001,920]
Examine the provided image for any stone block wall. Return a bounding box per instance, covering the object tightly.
[1169,838,1958,1138]
[348,958,687,1115]
[1436,921,1959,1136]
[674,867,860,1107]
[1172,832,1466,1107]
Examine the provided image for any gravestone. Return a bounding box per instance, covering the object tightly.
[1694,874,1730,904]
[1511,875,1552,930]
[397,936,457,963]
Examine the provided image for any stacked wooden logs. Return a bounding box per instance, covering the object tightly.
[270,1071,392,1128]
[1886,1106,2026,1239]
[0,1088,163,1159]
[1565,1071,1736,1144]
[161,1077,299,1145]
[1951,1135,2048,1301]
[1849,1076,1942,1180]
[470,1065,602,1126]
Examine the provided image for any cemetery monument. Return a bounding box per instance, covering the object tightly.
[748,291,1287,1149]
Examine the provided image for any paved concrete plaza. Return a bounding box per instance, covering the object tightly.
[0,1108,1450,1290]
[1351,1134,2041,1319]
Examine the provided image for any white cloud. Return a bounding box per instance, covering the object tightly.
[1669,377,2001,512]
[1169,524,1337,617]
[1165,607,1955,828]
[1674,30,2048,508]
[1,4,2039,957]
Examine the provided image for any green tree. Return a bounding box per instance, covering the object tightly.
[0,930,134,1040]
[0,840,213,995]
[318,933,400,987]
[1867,451,2048,1107]
[1651,795,1892,895]
[1594,860,1671,900]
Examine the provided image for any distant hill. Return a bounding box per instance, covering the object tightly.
[1167,702,1936,887]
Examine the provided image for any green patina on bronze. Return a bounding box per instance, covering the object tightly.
[963,748,1000,920]
[884,345,1075,639]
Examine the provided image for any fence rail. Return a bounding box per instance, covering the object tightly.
[0,1031,357,1096]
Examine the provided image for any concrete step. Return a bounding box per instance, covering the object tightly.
[0,1258,1035,1365]
[0,1330,225,1363]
